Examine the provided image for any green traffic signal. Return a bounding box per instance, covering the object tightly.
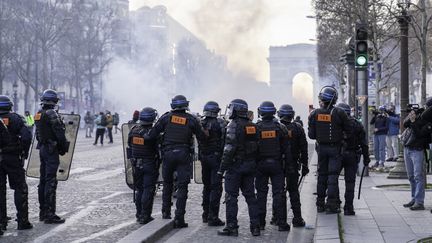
[356,55,368,66]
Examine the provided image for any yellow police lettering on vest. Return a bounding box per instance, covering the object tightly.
[317,114,331,122]
[171,115,187,125]
[261,130,276,139]
[2,118,9,126]
[34,113,42,121]
[132,137,145,145]
[245,126,256,134]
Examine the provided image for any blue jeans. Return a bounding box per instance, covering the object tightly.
[374,135,387,164]
[404,148,425,205]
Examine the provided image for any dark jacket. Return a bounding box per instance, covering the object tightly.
[403,116,432,150]
[370,114,389,135]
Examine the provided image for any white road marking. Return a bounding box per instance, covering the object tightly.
[69,167,95,175]
[69,219,136,243]
[77,168,123,181]
[32,191,127,243]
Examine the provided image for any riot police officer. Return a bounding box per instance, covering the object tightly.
[147,95,207,228]
[198,101,226,226]
[217,99,260,237]
[0,118,7,236]
[128,107,160,225]
[35,89,69,224]
[255,101,290,231]
[0,95,32,230]
[308,86,349,214]
[278,104,309,227]
[336,103,370,215]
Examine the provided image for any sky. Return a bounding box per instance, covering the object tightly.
[128,0,317,82]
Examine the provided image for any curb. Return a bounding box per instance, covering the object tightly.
[117,218,174,243]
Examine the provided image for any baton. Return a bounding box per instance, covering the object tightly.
[297,174,305,188]
[358,166,366,200]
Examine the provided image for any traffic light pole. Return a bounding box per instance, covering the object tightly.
[357,69,369,177]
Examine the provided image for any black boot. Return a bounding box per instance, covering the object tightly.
[202,211,209,223]
[278,222,290,232]
[292,208,306,227]
[269,216,277,226]
[325,204,341,214]
[344,205,355,216]
[162,208,171,219]
[208,217,225,226]
[17,220,33,230]
[173,217,188,228]
[44,215,65,224]
[139,215,154,225]
[316,199,326,213]
[39,210,46,222]
[218,225,238,236]
[251,225,260,236]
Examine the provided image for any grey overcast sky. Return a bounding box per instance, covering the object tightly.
[129,0,316,82]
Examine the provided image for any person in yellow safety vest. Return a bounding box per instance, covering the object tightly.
[24,111,35,127]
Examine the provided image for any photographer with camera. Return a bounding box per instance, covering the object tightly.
[370,106,389,168]
[386,105,400,162]
[401,103,432,211]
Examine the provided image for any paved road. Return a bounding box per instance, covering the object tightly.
[2,131,142,243]
[2,131,316,243]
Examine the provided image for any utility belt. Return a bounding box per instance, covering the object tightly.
[162,144,191,152]
[131,157,158,168]
[318,142,342,147]
[1,144,23,155]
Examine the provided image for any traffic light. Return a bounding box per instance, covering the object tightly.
[355,25,368,69]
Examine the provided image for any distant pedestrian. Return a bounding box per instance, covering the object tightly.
[106,111,113,143]
[128,110,139,124]
[386,105,400,161]
[370,106,389,168]
[94,112,107,145]
[401,109,432,211]
[113,112,120,134]
[84,111,95,138]
[294,116,303,127]
[24,111,34,134]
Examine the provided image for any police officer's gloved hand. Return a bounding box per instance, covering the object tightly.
[301,166,309,176]
[363,157,371,167]
[217,170,225,180]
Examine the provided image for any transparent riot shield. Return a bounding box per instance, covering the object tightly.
[192,136,203,184]
[122,123,163,190]
[26,114,80,181]
[122,123,135,189]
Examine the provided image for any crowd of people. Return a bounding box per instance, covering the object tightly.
[83,110,120,145]
[0,86,431,238]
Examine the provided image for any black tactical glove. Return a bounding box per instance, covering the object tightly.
[301,166,309,176]
[363,156,371,167]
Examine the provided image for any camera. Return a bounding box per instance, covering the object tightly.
[406,104,425,115]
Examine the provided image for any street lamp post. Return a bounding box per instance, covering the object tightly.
[12,81,18,113]
[388,0,411,179]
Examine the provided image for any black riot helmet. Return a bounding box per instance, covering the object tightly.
[40,89,59,106]
[258,101,276,119]
[139,107,157,125]
[227,99,248,119]
[170,95,189,111]
[318,86,338,105]
[0,95,13,111]
[277,104,295,120]
[336,103,351,116]
[203,101,220,118]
